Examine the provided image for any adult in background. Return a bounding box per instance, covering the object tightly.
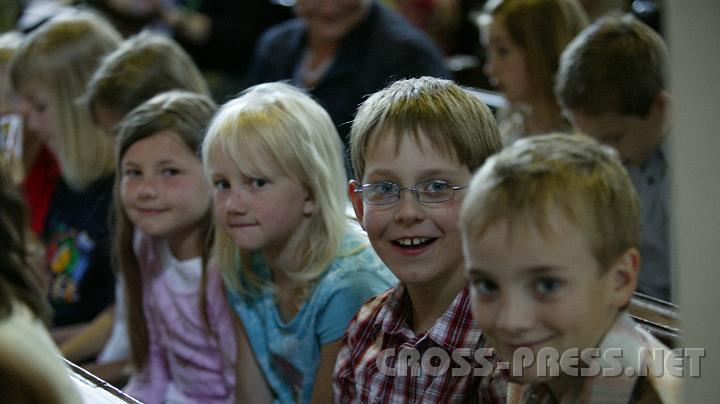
[246,0,451,175]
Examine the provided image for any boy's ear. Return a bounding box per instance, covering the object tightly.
[348,180,365,230]
[653,90,671,116]
[650,90,671,129]
[608,247,641,309]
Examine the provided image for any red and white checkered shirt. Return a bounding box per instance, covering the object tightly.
[333,284,508,403]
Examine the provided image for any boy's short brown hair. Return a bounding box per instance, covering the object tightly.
[460,133,640,270]
[556,15,668,118]
[350,76,501,180]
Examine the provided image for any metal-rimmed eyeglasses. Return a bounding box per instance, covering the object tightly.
[354,180,467,205]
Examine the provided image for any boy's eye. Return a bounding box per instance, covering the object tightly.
[470,277,499,299]
[420,180,451,194]
[250,178,267,188]
[533,277,563,297]
[161,168,180,177]
[213,179,230,190]
[374,181,397,194]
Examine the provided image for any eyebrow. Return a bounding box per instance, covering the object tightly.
[364,167,464,181]
[156,159,180,166]
[467,265,561,277]
[122,159,179,167]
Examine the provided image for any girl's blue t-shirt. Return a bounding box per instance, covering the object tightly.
[226,229,396,404]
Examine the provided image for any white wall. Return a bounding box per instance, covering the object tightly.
[669,1,720,400]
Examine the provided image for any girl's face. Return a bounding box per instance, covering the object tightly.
[208,146,316,260]
[120,131,211,248]
[484,17,532,104]
[17,81,59,150]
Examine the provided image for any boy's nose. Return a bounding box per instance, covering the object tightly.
[393,190,425,224]
[494,296,535,334]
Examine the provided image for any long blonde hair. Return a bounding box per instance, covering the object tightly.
[202,82,347,300]
[10,11,121,190]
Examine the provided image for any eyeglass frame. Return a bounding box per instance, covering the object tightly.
[353,179,468,205]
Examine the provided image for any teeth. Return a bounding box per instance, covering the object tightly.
[397,238,430,246]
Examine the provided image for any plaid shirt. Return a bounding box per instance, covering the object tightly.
[506,314,681,404]
[334,284,508,403]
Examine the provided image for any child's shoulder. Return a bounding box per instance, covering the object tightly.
[326,228,393,279]
[343,285,399,337]
[590,314,681,403]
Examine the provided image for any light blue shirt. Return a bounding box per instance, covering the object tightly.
[626,144,670,301]
[227,229,396,403]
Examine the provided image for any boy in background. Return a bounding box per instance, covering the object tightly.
[555,15,672,301]
[334,76,507,402]
[461,134,679,403]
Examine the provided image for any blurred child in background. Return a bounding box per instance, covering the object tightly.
[479,0,588,145]
[9,10,121,328]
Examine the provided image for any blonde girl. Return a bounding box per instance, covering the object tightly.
[203,82,395,403]
[479,0,589,145]
[115,91,236,403]
[9,10,121,327]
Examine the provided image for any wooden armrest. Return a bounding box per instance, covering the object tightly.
[628,292,681,348]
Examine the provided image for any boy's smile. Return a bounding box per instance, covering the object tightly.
[351,132,470,287]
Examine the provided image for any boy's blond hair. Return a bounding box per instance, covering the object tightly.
[556,15,668,118]
[202,82,349,299]
[350,77,501,180]
[9,11,121,190]
[460,133,640,270]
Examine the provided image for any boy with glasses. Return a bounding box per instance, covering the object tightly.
[333,77,507,402]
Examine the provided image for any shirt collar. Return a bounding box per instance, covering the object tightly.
[510,313,678,404]
[374,284,481,350]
